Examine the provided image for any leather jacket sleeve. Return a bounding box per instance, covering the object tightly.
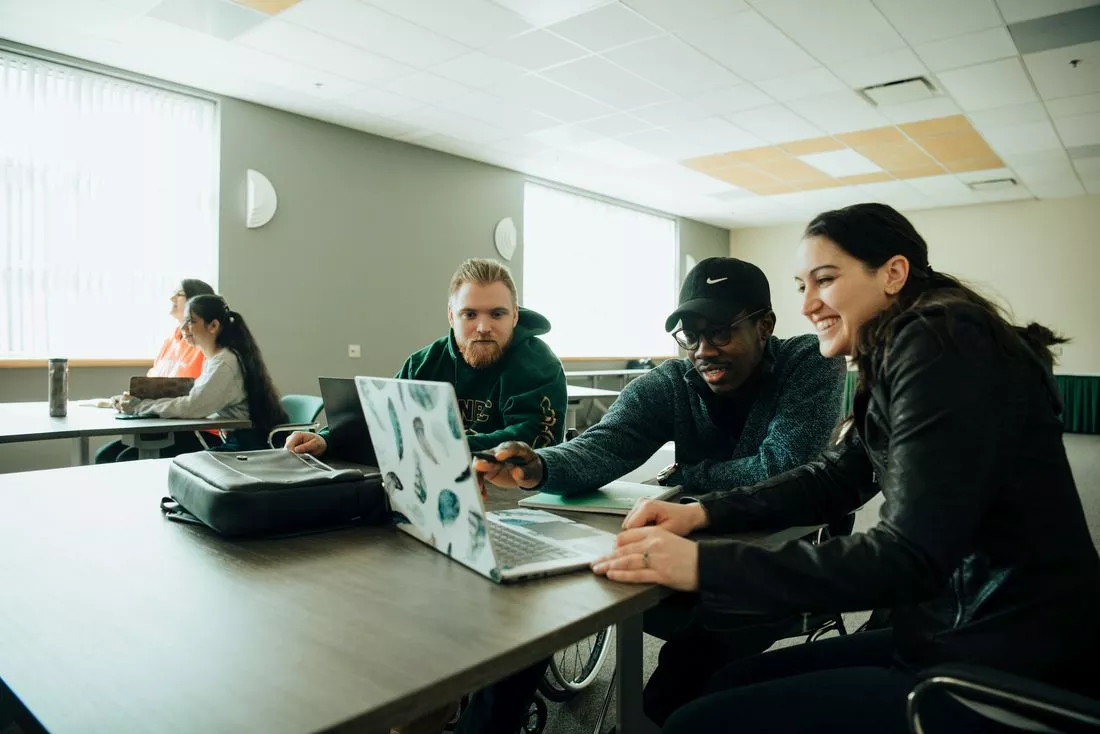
[695,308,1023,616]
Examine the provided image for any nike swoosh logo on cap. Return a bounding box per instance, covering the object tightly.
[706,277,728,284]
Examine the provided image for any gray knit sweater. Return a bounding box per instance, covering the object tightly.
[539,334,846,495]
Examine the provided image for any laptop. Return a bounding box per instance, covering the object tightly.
[354,376,616,583]
[318,377,376,466]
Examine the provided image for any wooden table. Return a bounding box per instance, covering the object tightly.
[0,402,251,465]
[0,460,811,734]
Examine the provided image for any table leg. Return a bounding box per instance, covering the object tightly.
[616,612,658,733]
[121,432,176,460]
[71,437,90,466]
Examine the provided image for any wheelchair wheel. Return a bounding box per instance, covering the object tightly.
[520,695,547,733]
[537,625,613,702]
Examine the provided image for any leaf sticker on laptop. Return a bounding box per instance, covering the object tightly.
[438,489,460,526]
[414,457,427,503]
[408,383,436,411]
[413,417,439,464]
[468,510,487,554]
[384,472,404,494]
[447,401,463,440]
[388,398,403,460]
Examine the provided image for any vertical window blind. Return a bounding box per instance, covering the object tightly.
[0,50,218,360]
[522,182,678,359]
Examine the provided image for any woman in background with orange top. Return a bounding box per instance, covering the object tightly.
[94,278,215,463]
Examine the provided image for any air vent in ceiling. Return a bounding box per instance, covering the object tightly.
[967,178,1018,191]
[859,76,938,106]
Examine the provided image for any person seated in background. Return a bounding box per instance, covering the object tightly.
[588,203,1100,733]
[286,257,568,458]
[474,256,846,725]
[117,294,287,454]
[287,257,568,734]
[95,277,215,463]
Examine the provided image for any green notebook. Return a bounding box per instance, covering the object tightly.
[518,480,680,515]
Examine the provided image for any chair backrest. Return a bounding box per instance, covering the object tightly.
[281,394,324,425]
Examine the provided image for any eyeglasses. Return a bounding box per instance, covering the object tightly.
[671,309,767,351]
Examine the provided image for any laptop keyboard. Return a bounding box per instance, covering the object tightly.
[488,522,578,568]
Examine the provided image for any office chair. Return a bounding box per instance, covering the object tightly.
[267,394,325,449]
[907,663,1100,733]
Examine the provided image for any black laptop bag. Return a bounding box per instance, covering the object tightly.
[162,449,388,537]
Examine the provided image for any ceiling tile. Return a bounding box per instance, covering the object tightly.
[828,48,929,88]
[541,56,672,109]
[630,99,712,125]
[341,87,425,116]
[755,68,848,102]
[690,85,777,115]
[786,90,891,134]
[1010,158,1080,181]
[489,136,551,156]
[390,105,508,144]
[237,18,415,85]
[567,138,665,168]
[429,52,528,88]
[936,57,1039,110]
[1023,41,1100,100]
[878,96,962,123]
[381,71,475,103]
[750,0,908,65]
[676,9,819,82]
[618,128,705,158]
[280,0,468,67]
[577,113,655,137]
[873,0,1002,45]
[915,27,1018,72]
[1026,178,1087,196]
[490,0,613,27]
[547,3,663,52]
[439,91,558,133]
[665,116,768,154]
[995,0,1100,24]
[997,147,1071,166]
[1046,91,1100,117]
[525,124,602,147]
[978,119,1063,153]
[622,0,750,32]
[1054,111,1100,145]
[604,35,744,96]
[483,29,590,69]
[487,73,613,122]
[363,0,531,48]
[967,101,1051,128]
[149,0,266,39]
[726,105,824,143]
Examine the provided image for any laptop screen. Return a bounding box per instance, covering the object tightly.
[317,377,376,466]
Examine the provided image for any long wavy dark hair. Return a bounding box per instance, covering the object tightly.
[186,295,288,433]
[180,278,215,300]
[803,203,1067,394]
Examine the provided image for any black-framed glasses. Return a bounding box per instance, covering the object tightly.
[671,309,767,351]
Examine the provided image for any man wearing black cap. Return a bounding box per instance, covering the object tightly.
[475,256,847,724]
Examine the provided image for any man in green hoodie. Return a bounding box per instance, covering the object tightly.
[286,259,566,734]
[286,257,568,457]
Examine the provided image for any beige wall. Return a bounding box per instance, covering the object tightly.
[729,196,1100,374]
[1,82,729,473]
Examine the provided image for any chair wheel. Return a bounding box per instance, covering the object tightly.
[538,625,613,702]
[520,695,547,733]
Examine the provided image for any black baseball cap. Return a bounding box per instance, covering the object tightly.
[664,257,771,332]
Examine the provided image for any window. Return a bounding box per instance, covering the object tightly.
[522,183,678,359]
[0,50,218,360]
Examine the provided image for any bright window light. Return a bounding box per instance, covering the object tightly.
[522,183,678,359]
[0,50,218,360]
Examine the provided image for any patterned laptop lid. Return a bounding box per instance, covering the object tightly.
[354,376,497,579]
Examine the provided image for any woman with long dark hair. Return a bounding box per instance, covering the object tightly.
[118,294,287,452]
[591,203,1099,732]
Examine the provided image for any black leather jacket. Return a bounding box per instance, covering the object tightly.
[695,302,1100,686]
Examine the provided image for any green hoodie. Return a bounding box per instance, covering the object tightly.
[396,308,567,450]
